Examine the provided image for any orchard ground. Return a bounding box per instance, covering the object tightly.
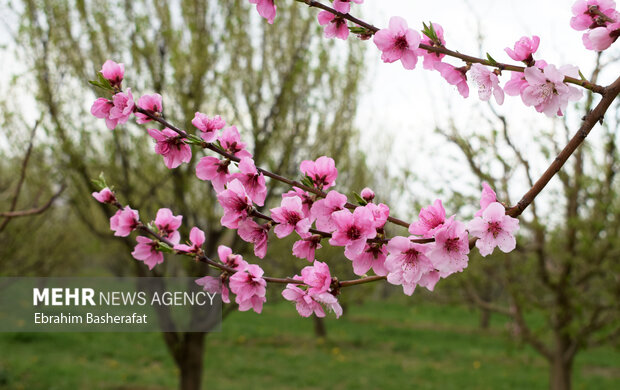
[0,300,618,389]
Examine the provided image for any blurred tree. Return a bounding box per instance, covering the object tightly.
[438,57,620,390]
[6,1,371,389]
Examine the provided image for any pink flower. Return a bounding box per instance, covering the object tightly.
[329,206,377,256]
[292,235,322,262]
[238,219,270,259]
[300,261,332,295]
[475,182,497,217]
[283,187,314,217]
[429,219,470,278]
[109,89,135,126]
[347,243,388,276]
[317,11,349,40]
[300,156,338,190]
[360,187,375,202]
[92,187,116,204]
[216,179,253,229]
[505,36,540,62]
[419,22,446,70]
[365,202,390,230]
[219,126,252,159]
[570,0,618,31]
[583,22,620,50]
[385,236,435,296]
[504,60,548,97]
[174,227,205,254]
[154,208,182,244]
[218,245,248,270]
[468,202,519,256]
[131,236,163,270]
[468,63,504,105]
[249,0,276,24]
[147,128,192,169]
[233,157,267,206]
[135,93,163,124]
[333,0,363,14]
[373,16,421,70]
[521,64,583,117]
[409,199,446,238]
[270,196,312,238]
[192,112,225,143]
[195,276,221,294]
[310,190,347,232]
[110,206,139,237]
[229,264,267,313]
[434,62,469,98]
[91,98,118,130]
[196,156,230,192]
[100,60,125,88]
[418,270,440,292]
[281,284,342,318]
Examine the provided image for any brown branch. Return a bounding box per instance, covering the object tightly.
[0,185,66,218]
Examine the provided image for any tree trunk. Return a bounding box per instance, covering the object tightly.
[479,308,491,329]
[313,315,327,338]
[178,332,206,390]
[549,355,573,390]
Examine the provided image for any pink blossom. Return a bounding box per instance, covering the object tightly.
[90,98,118,130]
[229,264,267,313]
[192,112,225,143]
[283,188,314,217]
[100,60,124,88]
[373,16,421,70]
[385,236,435,296]
[92,187,116,204]
[300,261,332,295]
[109,89,135,126]
[317,11,349,40]
[429,219,470,278]
[570,0,618,31]
[329,206,377,256]
[135,93,163,124]
[360,187,375,202]
[218,245,248,270]
[154,208,182,244]
[249,0,276,24]
[196,156,230,192]
[583,22,620,50]
[418,270,440,291]
[365,202,390,230]
[147,128,192,169]
[281,284,342,318]
[347,243,388,276]
[219,126,252,159]
[468,202,519,256]
[292,235,322,262]
[216,179,253,229]
[300,156,338,190]
[131,236,163,270]
[270,196,311,238]
[521,64,583,117]
[110,206,139,237]
[419,22,446,70]
[195,276,221,294]
[333,0,363,14]
[504,36,540,62]
[174,227,205,254]
[434,62,469,98]
[238,219,270,259]
[409,199,446,238]
[233,157,267,206]
[475,182,497,217]
[310,190,347,232]
[468,63,504,105]
[504,60,548,97]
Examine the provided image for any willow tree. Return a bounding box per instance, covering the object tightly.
[8,1,368,388]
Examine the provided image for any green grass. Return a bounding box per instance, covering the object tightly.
[0,301,618,389]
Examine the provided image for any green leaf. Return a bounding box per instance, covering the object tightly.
[353,192,368,206]
[157,242,175,253]
[486,53,498,66]
[300,175,314,188]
